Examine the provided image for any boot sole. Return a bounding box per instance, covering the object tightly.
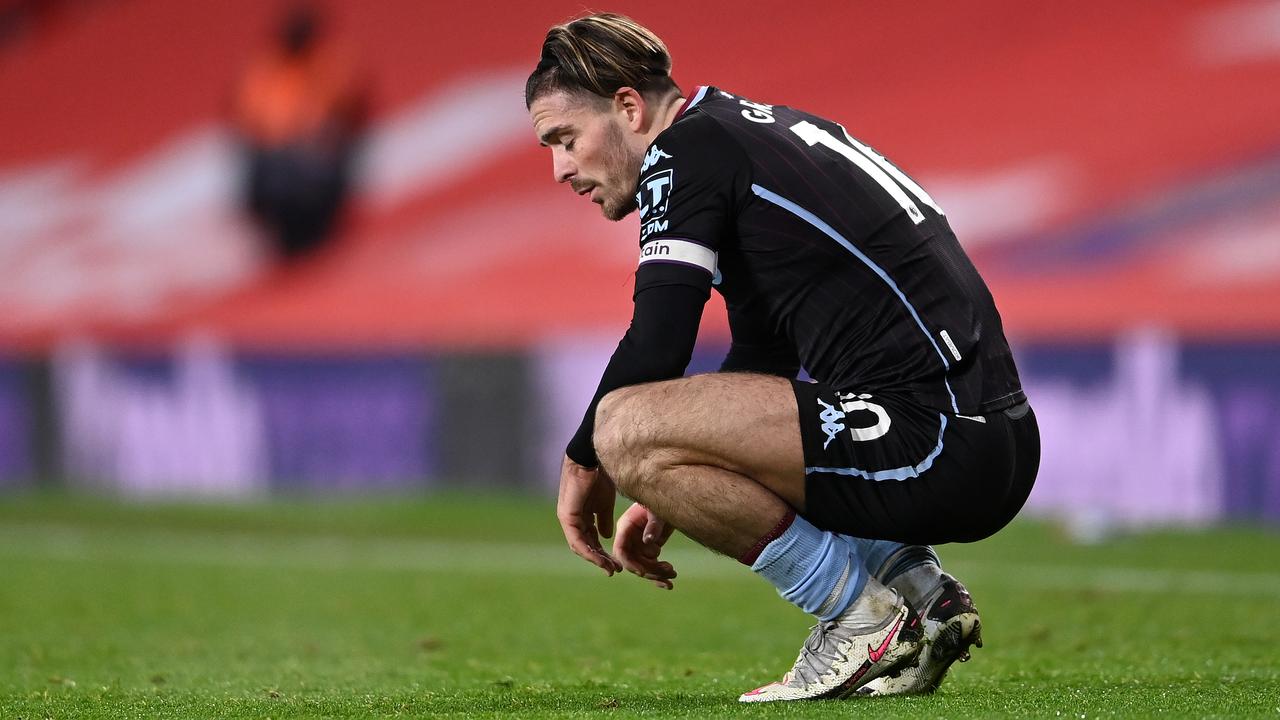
[858,611,982,696]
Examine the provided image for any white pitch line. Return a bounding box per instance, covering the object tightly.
[1,523,1279,597]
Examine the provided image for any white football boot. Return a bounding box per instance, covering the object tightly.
[857,574,982,696]
[739,589,924,702]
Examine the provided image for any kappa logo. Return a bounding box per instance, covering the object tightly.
[817,393,892,448]
[640,145,673,173]
[816,397,846,449]
[636,169,674,221]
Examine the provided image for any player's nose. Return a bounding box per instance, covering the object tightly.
[552,149,575,184]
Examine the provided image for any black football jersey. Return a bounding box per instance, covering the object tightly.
[634,85,1025,416]
[564,85,1026,467]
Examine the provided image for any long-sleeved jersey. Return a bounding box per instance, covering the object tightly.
[567,86,1025,467]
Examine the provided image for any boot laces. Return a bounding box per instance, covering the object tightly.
[787,620,843,687]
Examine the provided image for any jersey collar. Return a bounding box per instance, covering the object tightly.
[674,85,710,120]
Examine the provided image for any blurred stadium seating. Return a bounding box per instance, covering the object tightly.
[1,1,1278,525]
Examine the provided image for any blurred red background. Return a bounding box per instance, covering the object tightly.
[2,0,1277,351]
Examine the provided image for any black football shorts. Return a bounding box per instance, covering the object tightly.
[792,379,1039,544]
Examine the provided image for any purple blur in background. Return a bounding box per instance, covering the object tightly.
[24,332,1280,525]
[245,355,435,491]
[0,360,32,487]
[532,332,1280,526]
[52,340,434,496]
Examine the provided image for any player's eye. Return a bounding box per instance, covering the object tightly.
[564,139,576,151]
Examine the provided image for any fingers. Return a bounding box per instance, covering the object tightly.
[611,508,645,573]
[613,504,677,589]
[557,457,622,575]
[642,562,676,590]
[637,558,677,590]
[641,515,666,545]
[560,517,622,574]
[558,472,675,588]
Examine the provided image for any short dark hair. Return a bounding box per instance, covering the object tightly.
[525,13,680,109]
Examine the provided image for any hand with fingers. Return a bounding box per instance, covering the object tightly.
[556,454,623,576]
[613,501,678,589]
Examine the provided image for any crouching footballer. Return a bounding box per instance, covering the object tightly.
[528,13,1040,701]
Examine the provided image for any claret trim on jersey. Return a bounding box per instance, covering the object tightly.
[674,85,709,120]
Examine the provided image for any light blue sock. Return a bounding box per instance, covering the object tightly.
[847,537,907,579]
[751,514,867,621]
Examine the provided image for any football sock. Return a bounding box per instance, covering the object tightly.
[847,538,908,580]
[888,562,946,610]
[749,513,867,621]
[840,576,905,627]
[860,543,943,609]
[737,510,795,566]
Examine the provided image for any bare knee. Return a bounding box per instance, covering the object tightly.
[593,386,645,476]
[593,385,668,499]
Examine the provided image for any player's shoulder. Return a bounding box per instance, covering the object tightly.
[640,87,758,176]
[684,87,806,137]
[649,99,733,156]
[684,86,781,120]
[656,86,814,160]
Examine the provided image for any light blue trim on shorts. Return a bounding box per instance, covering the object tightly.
[805,413,948,481]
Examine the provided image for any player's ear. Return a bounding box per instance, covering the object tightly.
[613,87,646,131]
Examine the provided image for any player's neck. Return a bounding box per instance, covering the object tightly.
[654,94,687,136]
[631,94,687,152]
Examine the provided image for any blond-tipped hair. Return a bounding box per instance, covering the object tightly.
[525,13,680,108]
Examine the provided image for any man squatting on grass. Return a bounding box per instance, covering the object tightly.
[528,14,1040,701]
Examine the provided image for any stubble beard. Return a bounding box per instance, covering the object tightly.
[599,122,640,222]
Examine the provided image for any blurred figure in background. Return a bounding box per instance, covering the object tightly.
[232,4,367,260]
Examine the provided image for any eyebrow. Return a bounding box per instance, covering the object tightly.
[538,124,570,147]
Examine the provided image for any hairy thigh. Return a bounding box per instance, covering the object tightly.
[594,373,807,508]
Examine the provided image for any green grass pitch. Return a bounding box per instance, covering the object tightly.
[2,493,1279,719]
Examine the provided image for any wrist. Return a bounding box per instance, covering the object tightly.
[564,445,599,469]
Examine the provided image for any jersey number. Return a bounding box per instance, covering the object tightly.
[789,121,944,225]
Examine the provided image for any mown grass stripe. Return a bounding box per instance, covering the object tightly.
[2,523,1279,597]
